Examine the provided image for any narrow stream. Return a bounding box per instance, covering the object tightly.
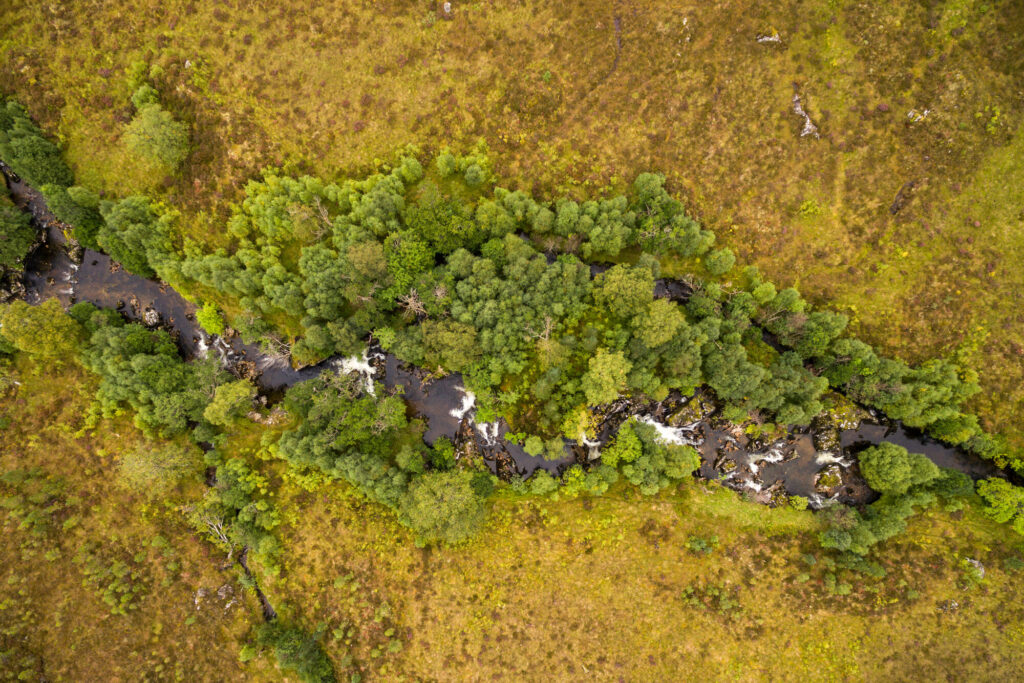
[2,167,1005,509]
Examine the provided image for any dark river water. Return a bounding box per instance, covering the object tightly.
[3,167,1004,507]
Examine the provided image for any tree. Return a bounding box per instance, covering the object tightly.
[976,478,1024,535]
[0,100,73,187]
[203,379,257,427]
[195,302,226,336]
[858,443,940,496]
[0,203,35,268]
[254,621,335,683]
[704,247,735,276]
[97,196,175,278]
[0,299,84,359]
[420,319,480,372]
[400,469,486,546]
[635,298,686,348]
[40,184,103,249]
[581,349,631,405]
[601,420,642,467]
[593,265,654,319]
[118,442,202,497]
[123,103,190,171]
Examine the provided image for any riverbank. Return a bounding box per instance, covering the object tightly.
[2,163,1007,513]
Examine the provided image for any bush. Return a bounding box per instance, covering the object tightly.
[118,442,203,496]
[0,100,73,187]
[400,469,486,546]
[203,379,257,426]
[0,299,85,359]
[40,183,103,249]
[123,103,190,171]
[0,203,35,268]
[254,622,335,683]
[195,301,226,336]
[858,443,939,495]
[704,247,736,276]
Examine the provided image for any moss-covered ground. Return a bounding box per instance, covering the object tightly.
[3,0,1022,448]
[4,356,1022,680]
[3,1,1024,679]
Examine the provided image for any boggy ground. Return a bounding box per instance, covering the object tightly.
[3,350,1024,680]
[2,0,1024,448]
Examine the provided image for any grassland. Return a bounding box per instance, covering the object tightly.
[3,354,1024,680]
[3,0,1023,448]
[3,1,1024,679]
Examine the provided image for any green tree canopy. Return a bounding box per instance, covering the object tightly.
[858,443,940,496]
[0,299,84,360]
[123,103,190,171]
[581,349,631,405]
[400,469,486,546]
[203,379,257,427]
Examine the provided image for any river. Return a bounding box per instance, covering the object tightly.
[2,166,1004,508]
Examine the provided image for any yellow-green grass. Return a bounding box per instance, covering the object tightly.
[4,1,1023,447]
[0,357,276,681]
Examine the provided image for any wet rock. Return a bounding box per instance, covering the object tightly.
[142,307,161,326]
[814,464,843,494]
[66,242,84,265]
[760,481,788,508]
[811,414,841,453]
[714,455,737,475]
[792,93,820,138]
[667,391,715,427]
[235,359,259,381]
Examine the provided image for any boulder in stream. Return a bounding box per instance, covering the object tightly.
[667,390,715,427]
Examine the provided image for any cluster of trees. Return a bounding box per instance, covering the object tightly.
[70,303,236,437]
[600,418,702,494]
[7,99,1024,552]
[276,371,490,545]
[820,443,973,556]
[0,198,34,271]
[124,65,190,173]
[0,98,105,249]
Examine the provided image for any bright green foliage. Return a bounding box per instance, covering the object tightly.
[123,103,190,171]
[203,379,257,426]
[186,455,281,570]
[0,203,35,268]
[976,478,1024,535]
[581,349,631,405]
[400,469,486,546]
[98,196,176,278]
[619,419,701,494]
[636,298,685,348]
[278,372,413,508]
[195,301,226,336]
[254,622,335,683]
[117,442,203,496]
[601,420,643,467]
[704,247,735,276]
[523,436,545,456]
[593,265,654,319]
[858,443,940,496]
[0,299,85,359]
[527,470,560,496]
[130,84,160,109]
[0,99,73,187]
[40,183,103,249]
[420,319,480,372]
[78,309,228,436]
